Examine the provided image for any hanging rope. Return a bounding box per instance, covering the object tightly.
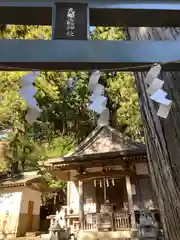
[0,59,180,72]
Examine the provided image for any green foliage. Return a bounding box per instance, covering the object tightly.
[92,27,126,40]
[42,171,67,189]
[107,72,143,140]
[44,135,75,158]
[36,71,94,141]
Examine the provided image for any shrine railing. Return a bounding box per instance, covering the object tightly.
[114,212,131,230]
[83,212,131,232]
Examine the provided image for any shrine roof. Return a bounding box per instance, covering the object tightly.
[0,171,49,191]
[72,125,145,155]
[44,126,146,167]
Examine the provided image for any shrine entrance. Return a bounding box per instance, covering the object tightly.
[96,178,127,212]
[83,177,130,232]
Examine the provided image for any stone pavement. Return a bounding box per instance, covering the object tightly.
[5,237,41,240]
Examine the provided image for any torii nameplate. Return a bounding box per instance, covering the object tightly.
[53,2,88,40]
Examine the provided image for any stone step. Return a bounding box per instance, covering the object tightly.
[26,232,36,237]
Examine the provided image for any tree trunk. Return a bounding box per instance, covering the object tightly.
[126,27,180,240]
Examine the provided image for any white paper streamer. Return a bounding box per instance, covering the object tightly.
[144,65,172,118]
[25,106,42,124]
[145,64,162,85]
[88,70,101,92]
[67,78,74,88]
[88,70,111,124]
[26,97,38,108]
[147,78,164,95]
[89,102,107,114]
[97,108,110,126]
[19,72,42,124]
[94,180,96,187]
[157,102,172,119]
[90,84,104,101]
[20,71,40,86]
[19,85,37,100]
[91,95,107,106]
[88,95,107,114]
[106,179,109,187]
[150,89,171,105]
[93,84,104,96]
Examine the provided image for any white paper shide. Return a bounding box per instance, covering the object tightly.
[88,70,110,125]
[146,78,164,95]
[97,108,110,126]
[19,71,42,124]
[145,65,172,119]
[88,70,101,92]
[145,64,162,85]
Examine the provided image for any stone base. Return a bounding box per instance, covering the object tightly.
[78,230,138,240]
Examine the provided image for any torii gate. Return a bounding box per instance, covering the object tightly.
[0,0,180,71]
[1,1,180,239]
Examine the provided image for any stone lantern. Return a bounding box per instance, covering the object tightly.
[139,209,158,240]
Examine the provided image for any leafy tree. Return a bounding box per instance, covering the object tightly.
[43,135,75,158]
[36,71,94,141]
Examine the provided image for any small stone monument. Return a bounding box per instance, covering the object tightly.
[48,209,70,240]
[139,209,158,240]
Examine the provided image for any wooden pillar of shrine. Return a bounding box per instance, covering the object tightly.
[79,180,84,230]
[125,175,136,229]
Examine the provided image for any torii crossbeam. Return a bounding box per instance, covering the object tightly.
[0,40,180,71]
[0,0,180,71]
[1,0,180,27]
